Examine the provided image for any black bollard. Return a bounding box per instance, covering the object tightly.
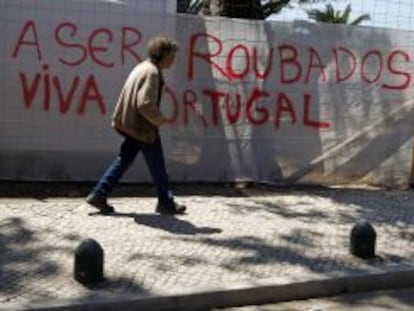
[74,238,104,284]
[350,220,376,259]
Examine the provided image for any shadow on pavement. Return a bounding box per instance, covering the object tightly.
[308,188,414,227]
[0,217,149,303]
[0,217,66,301]
[89,211,222,235]
[134,214,222,235]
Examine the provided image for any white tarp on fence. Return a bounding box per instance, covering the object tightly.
[1,0,414,187]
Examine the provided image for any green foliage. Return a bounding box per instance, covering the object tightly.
[187,0,203,13]
[179,0,356,21]
[307,4,371,25]
[262,0,291,17]
[182,0,333,18]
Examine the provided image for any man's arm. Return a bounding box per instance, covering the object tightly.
[137,70,165,127]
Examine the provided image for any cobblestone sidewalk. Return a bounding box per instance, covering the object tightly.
[0,183,413,305]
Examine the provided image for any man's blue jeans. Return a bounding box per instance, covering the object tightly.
[91,134,170,204]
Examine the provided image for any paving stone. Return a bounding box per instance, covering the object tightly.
[0,186,413,304]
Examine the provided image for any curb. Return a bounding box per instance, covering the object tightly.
[2,262,414,311]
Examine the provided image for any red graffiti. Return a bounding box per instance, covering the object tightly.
[164,87,331,130]
[12,20,42,60]
[382,50,411,90]
[54,22,87,66]
[226,44,250,80]
[188,32,412,89]
[12,20,142,67]
[334,47,357,82]
[19,65,105,115]
[275,92,297,128]
[10,21,413,132]
[188,32,231,80]
[361,50,382,84]
[182,89,208,127]
[279,44,302,84]
[252,47,274,79]
[163,86,179,124]
[305,47,327,83]
[245,88,270,125]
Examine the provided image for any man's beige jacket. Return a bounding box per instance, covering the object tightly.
[112,59,165,143]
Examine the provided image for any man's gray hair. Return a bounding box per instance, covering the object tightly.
[147,35,179,63]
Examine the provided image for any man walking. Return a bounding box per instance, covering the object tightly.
[86,35,186,215]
